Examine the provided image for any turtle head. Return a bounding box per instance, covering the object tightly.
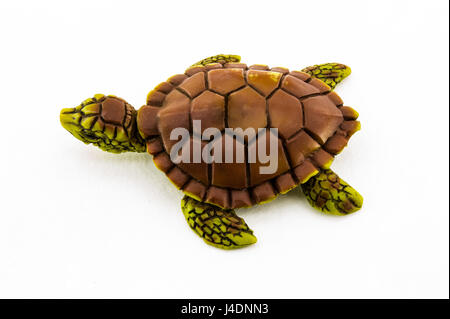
[60,94,146,153]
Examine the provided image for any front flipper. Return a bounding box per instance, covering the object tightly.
[191,54,241,67]
[181,195,257,249]
[302,63,351,90]
[301,169,363,215]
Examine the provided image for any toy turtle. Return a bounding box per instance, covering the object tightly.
[60,54,363,249]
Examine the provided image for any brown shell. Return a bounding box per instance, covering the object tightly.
[137,63,360,209]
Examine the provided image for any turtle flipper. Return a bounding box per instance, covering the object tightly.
[181,195,257,249]
[302,63,351,90]
[191,54,241,67]
[301,169,363,215]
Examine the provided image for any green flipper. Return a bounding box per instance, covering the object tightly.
[181,195,257,249]
[302,63,351,90]
[301,169,363,216]
[192,54,241,67]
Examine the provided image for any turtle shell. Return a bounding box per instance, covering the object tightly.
[137,63,360,209]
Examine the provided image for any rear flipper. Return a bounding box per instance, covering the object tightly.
[302,63,351,90]
[301,169,363,215]
[181,195,257,249]
[191,54,241,67]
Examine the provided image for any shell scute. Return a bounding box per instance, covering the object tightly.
[268,90,303,139]
[178,72,206,98]
[248,130,290,186]
[227,86,267,135]
[247,69,282,96]
[282,75,320,98]
[211,135,248,189]
[208,68,246,95]
[191,91,225,132]
[303,95,343,144]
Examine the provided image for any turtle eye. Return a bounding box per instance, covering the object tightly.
[83,131,98,140]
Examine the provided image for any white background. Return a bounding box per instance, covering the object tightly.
[0,0,448,299]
